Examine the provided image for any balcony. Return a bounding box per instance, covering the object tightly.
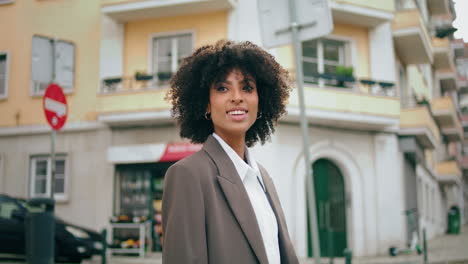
[437,67,458,91]
[458,75,468,91]
[283,83,400,131]
[100,73,170,94]
[435,160,462,184]
[101,0,235,22]
[96,77,172,126]
[427,0,451,16]
[432,37,454,70]
[460,155,468,170]
[329,0,394,27]
[392,8,433,64]
[399,105,440,149]
[432,96,463,141]
[452,39,466,58]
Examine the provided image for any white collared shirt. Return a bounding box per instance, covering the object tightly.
[213,133,280,264]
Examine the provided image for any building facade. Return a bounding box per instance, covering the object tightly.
[0,0,465,258]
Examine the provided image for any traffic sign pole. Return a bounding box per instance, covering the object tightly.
[50,130,56,199]
[50,38,57,199]
[287,0,321,262]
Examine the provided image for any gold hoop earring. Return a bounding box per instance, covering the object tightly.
[205,112,211,120]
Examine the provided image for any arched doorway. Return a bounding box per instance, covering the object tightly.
[307,158,347,257]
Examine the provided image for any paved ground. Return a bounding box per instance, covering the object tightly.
[301,225,468,264]
[94,225,468,264]
[4,225,467,264]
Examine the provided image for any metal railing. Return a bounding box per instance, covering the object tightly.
[302,72,397,97]
[100,74,171,94]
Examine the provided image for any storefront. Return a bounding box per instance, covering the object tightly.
[108,142,202,253]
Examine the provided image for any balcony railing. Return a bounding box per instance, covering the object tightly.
[100,73,171,94]
[304,72,397,97]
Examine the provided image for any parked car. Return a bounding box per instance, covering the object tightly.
[0,194,103,263]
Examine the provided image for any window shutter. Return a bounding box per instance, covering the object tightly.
[32,36,53,93]
[55,41,75,89]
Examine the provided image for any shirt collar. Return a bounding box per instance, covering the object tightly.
[212,133,265,190]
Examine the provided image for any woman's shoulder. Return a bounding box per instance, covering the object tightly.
[165,149,215,178]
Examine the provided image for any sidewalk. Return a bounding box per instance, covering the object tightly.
[301,225,468,264]
[82,225,468,264]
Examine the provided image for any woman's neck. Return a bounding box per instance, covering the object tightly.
[215,132,246,159]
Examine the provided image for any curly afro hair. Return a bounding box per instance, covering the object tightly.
[166,40,292,147]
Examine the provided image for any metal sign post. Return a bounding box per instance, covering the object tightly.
[288,0,321,262]
[257,0,333,262]
[51,38,57,199]
[51,130,56,199]
[43,38,68,198]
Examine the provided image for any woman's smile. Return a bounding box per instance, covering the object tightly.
[226,108,249,121]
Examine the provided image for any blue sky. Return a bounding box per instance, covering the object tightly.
[453,0,467,42]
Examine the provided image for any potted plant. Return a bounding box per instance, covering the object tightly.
[416,96,430,106]
[157,72,172,82]
[135,71,153,81]
[335,66,355,87]
[103,77,122,85]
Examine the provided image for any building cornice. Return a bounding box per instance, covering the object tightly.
[0,121,106,137]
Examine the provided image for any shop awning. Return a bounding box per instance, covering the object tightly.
[107,142,202,164]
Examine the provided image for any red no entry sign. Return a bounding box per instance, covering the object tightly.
[43,83,68,131]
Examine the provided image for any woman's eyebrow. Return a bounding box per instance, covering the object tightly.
[214,80,231,85]
[244,77,256,84]
[213,78,255,86]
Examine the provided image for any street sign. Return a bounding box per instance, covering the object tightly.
[257,0,333,48]
[43,83,68,131]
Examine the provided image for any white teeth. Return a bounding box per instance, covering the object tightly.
[228,110,246,115]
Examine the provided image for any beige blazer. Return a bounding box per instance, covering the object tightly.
[162,135,299,264]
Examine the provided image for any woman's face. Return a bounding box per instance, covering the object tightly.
[207,68,259,141]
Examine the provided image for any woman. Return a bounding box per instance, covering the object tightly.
[163,40,299,264]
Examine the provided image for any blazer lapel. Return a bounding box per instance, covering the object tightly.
[259,165,299,264]
[202,136,269,264]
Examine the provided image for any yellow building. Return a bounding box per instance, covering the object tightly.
[0,0,464,260]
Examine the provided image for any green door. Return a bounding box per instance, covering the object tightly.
[307,159,347,257]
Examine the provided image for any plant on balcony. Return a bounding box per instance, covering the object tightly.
[461,106,468,115]
[103,77,122,85]
[135,71,153,81]
[447,156,457,161]
[102,77,123,93]
[335,66,355,87]
[359,79,376,86]
[378,82,395,88]
[436,26,458,38]
[416,95,430,107]
[157,72,173,82]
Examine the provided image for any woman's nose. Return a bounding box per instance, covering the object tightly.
[231,88,243,103]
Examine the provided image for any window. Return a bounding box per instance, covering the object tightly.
[302,38,350,86]
[0,0,14,5]
[31,35,75,95]
[30,155,67,199]
[0,52,9,98]
[152,33,192,85]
